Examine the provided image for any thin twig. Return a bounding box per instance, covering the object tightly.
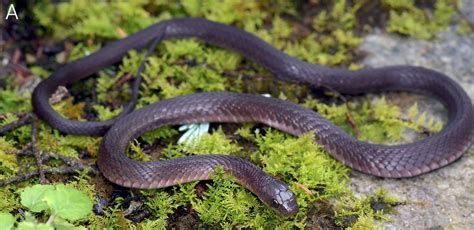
[43,151,83,167]
[295,182,314,196]
[344,112,361,138]
[112,73,133,90]
[9,63,31,79]
[31,115,47,184]
[0,166,92,186]
[1,149,98,186]
[0,113,31,135]
[17,150,87,168]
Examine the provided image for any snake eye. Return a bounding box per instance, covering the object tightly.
[271,199,280,208]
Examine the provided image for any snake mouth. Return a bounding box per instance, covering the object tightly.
[261,195,299,217]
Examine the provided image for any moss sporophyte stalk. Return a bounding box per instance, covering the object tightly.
[0,0,462,228]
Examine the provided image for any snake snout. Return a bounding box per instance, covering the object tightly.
[260,177,299,216]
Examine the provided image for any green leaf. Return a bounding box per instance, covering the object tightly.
[43,185,93,221]
[0,212,15,230]
[53,217,87,230]
[17,221,54,230]
[20,184,55,213]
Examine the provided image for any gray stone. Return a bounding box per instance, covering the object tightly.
[460,0,474,25]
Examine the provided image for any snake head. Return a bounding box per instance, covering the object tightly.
[259,176,299,217]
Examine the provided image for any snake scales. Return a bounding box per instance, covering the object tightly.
[32,18,474,216]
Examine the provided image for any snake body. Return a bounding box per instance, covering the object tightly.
[32,18,474,216]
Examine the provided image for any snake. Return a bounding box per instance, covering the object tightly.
[31,18,474,217]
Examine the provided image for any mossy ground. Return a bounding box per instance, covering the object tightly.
[0,0,466,228]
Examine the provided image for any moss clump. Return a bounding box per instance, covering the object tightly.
[304,97,442,144]
[0,138,18,180]
[33,0,160,39]
[0,185,22,213]
[335,188,400,229]
[457,18,473,35]
[0,89,32,113]
[384,0,458,39]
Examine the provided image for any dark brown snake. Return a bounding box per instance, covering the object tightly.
[32,18,474,216]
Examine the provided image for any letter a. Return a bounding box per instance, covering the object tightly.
[6,4,18,20]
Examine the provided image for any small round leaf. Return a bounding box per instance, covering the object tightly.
[0,212,15,230]
[20,184,55,213]
[17,221,54,230]
[43,185,93,221]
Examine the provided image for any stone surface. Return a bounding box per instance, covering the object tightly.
[354,17,474,229]
[460,0,474,24]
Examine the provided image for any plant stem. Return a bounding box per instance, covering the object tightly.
[46,214,55,225]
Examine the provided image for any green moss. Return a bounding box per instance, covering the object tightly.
[140,126,179,145]
[304,96,441,144]
[33,0,160,39]
[457,18,473,35]
[0,89,32,113]
[88,202,133,229]
[0,185,21,213]
[335,187,399,228]
[183,128,242,155]
[382,0,415,10]
[68,42,101,61]
[0,149,19,181]
[385,0,458,39]
[29,66,51,80]
[36,125,100,158]
[192,167,269,227]
[52,98,86,121]
[0,114,32,146]
[253,130,349,197]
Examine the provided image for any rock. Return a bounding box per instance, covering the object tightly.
[460,0,474,25]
